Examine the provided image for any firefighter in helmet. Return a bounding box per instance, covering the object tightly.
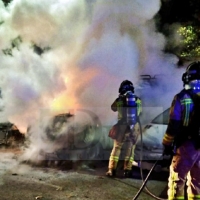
[162,61,200,200]
[106,80,142,178]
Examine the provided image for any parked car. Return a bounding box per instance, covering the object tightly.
[134,107,170,169]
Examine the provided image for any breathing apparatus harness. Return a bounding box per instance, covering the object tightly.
[121,90,138,141]
[116,88,139,144]
[119,79,138,130]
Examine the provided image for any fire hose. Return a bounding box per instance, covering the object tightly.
[132,155,166,200]
[132,120,168,200]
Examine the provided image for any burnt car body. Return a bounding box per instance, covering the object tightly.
[26,110,108,162]
[0,122,25,147]
[29,107,170,170]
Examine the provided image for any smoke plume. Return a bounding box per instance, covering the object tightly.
[0,0,185,162]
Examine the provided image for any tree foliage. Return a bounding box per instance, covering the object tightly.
[157,0,200,58]
[177,25,200,58]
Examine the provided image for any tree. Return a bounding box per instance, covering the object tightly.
[157,0,200,58]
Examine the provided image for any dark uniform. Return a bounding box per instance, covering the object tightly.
[162,61,200,200]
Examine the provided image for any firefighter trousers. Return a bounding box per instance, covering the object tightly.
[168,140,200,200]
[108,138,135,171]
[108,124,139,171]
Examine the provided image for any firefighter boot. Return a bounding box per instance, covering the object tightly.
[123,170,132,178]
[106,169,116,177]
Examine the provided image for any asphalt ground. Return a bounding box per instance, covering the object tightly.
[0,148,169,200]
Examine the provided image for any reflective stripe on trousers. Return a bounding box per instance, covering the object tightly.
[108,139,135,170]
[168,140,200,200]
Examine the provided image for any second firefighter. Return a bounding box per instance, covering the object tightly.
[106,80,142,178]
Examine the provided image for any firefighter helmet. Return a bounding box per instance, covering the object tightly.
[182,61,200,85]
[119,80,134,94]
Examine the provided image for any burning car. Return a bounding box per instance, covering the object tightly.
[24,104,171,171]
[25,110,109,163]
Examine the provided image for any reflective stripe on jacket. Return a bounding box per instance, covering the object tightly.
[162,89,194,146]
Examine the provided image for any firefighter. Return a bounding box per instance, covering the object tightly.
[162,61,200,200]
[106,80,142,178]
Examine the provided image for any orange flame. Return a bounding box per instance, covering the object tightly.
[50,67,100,114]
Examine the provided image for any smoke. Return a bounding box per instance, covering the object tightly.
[0,0,185,163]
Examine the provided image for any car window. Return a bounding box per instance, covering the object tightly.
[151,108,170,125]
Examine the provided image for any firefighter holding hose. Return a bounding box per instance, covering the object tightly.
[106,80,142,178]
[162,61,200,200]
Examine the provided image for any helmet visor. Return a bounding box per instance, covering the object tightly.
[189,80,200,91]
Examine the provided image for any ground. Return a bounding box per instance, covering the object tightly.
[0,148,168,200]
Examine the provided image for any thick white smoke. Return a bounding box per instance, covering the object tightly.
[0,0,184,161]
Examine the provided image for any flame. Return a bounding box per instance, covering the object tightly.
[50,94,78,114]
[50,67,100,114]
[50,75,77,113]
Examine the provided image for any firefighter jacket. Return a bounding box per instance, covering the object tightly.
[111,92,142,121]
[163,89,200,200]
[162,89,200,148]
